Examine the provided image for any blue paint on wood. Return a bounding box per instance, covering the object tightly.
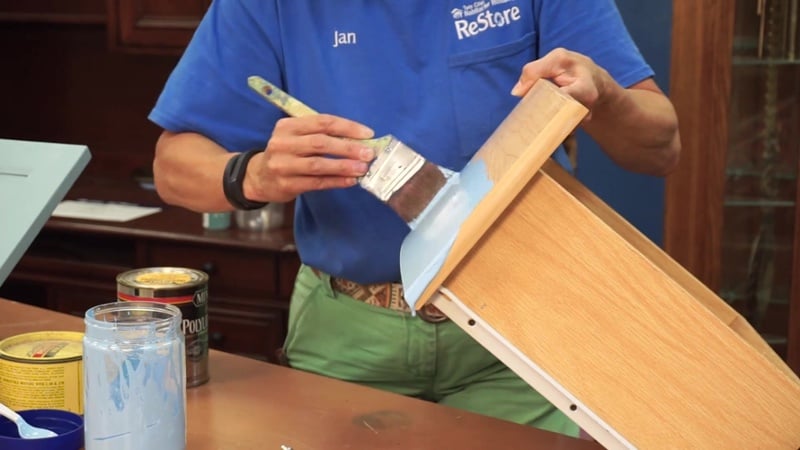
[400,159,494,308]
[0,139,91,285]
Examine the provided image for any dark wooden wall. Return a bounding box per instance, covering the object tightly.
[0,22,180,182]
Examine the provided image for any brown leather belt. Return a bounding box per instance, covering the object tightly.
[310,267,448,323]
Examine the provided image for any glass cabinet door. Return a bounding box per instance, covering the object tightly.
[667,0,800,373]
[720,0,800,359]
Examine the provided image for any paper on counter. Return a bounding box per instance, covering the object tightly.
[52,200,162,222]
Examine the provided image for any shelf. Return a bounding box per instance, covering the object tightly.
[732,57,800,66]
[723,198,796,207]
[726,167,798,180]
[720,289,791,306]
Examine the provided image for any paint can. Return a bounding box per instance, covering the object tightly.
[0,331,84,414]
[117,267,210,387]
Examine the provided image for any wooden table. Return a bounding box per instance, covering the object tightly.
[1,298,601,449]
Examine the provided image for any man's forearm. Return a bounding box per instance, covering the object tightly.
[153,131,236,213]
[583,79,681,176]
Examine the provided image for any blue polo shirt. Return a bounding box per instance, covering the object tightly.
[149,0,653,284]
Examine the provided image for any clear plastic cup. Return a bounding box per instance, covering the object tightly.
[83,301,186,450]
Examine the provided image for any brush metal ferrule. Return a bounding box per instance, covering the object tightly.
[358,137,426,202]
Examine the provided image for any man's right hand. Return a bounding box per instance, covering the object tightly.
[152,114,376,213]
[244,114,376,203]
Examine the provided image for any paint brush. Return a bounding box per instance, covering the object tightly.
[247,76,454,226]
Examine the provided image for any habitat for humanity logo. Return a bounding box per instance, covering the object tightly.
[451,0,521,40]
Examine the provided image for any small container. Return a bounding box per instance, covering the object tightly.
[0,409,83,450]
[0,332,84,414]
[202,212,231,230]
[117,267,210,387]
[234,203,285,231]
[83,301,186,450]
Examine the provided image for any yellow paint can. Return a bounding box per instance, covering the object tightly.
[0,331,83,414]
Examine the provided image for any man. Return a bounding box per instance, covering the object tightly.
[149,0,680,437]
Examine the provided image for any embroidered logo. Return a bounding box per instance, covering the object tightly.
[451,0,521,40]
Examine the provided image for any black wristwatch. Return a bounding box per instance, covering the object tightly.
[222,149,268,210]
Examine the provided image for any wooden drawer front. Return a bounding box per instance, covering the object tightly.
[145,243,276,298]
[49,285,116,318]
[107,0,211,53]
[278,253,301,299]
[13,256,131,289]
[24,230,137,273]
[0,0,106,24]
[208,308,285,362]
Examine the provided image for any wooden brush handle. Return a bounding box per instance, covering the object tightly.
[247,76,318,117]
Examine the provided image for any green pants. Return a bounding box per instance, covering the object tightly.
[283,265,579,437]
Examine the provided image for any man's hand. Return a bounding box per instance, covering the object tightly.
[153,114,377,213]
[510,47,680,176]
[244,114,376,203]
[511,48,610,120]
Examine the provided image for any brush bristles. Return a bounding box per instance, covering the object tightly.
[386,162,447,223]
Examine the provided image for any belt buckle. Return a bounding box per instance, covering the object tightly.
[416,303,448,323]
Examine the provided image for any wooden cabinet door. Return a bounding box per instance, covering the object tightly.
[107,0,211,54]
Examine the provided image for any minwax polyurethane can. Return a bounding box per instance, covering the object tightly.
[0,331,84,414]
[117,267,210,387]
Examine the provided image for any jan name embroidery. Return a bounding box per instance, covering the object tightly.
[333,30,357,47]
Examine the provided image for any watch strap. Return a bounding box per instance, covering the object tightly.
[223,150,267,210]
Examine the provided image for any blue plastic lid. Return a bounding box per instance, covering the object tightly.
[0,409,83,450]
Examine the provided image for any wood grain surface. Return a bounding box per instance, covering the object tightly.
[441,165,800,448]
[415,79,588,306]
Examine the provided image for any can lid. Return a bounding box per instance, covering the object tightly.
[117,267,208,297]
[0,331,83,362]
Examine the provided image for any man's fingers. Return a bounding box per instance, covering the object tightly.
[257,112,378,200]
[510,78,535,97]
[300,155,369,177]
[511,59,560,96]
[268,132,375,162]
[270,114,377,162]
[511,60,546,96]
[274,114,374,140]
[297,175,359,192]
[267,152,369,178]
[511,48,574,96]
[276,175,359,199]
